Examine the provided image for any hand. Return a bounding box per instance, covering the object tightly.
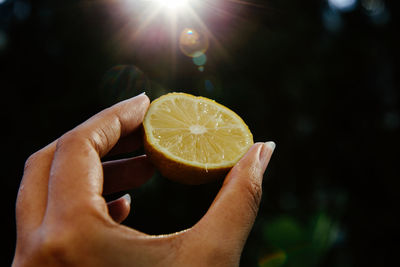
[13,93,275,267]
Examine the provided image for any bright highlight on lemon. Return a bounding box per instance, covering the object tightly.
[143,92,254,184]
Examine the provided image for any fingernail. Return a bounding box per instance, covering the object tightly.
[259,141,276,168]
[122,193,131,205]
[266,141,276,152]
[138,92,146,96]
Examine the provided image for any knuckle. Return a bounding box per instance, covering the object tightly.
[41,236,70,263]
[15,223,89,266]
[90,114,121,154]
[56,131,92,155]
[91,125,112,153]
[24,149,47,172]
[36,219,95,265]
[56,113,122,155]
[81,115,121,154]
[32,226,78,265]
[57,130,84,148]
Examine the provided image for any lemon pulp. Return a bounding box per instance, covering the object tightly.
[143,92,253,184]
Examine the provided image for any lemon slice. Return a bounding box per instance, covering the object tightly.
[143,92,254,184]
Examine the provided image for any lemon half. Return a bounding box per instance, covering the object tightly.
[143,93,253,184]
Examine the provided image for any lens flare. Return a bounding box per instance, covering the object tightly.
[179,28,209,57]
[192,53,207,66]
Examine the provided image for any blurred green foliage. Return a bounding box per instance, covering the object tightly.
[257,213,339,267]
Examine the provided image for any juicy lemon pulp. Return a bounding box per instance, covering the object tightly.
[143,92,253,184]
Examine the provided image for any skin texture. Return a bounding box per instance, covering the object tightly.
[13,94,275,267]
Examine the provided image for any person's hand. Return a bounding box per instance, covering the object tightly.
[13,93,275,267]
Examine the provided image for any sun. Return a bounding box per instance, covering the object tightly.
[147,0,190,11]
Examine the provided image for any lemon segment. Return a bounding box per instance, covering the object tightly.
[143,92,254,184]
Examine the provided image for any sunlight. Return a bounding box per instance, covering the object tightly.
[148,0,190,11]
[119,0,260,68]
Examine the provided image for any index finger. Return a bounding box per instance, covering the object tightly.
[46,94,149,222]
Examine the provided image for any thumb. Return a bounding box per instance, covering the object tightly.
[193,142,275,254]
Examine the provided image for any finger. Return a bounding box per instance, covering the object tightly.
[102,155,155,195]
[16,141,57,235]
[107,194,131,223]
[46,94,149,222]
[193,142,275,254]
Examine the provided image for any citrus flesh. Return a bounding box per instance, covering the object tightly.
[143,92,254,184]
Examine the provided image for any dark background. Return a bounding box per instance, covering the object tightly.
[1,0,399,266]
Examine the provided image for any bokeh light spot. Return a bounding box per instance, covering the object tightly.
[179,28,209,58]
[192,53,207,66]
[263,216,307,249]
[258,250,287,267]
[362,0,384,14]
[361,0,389,25]
[322,8,343,32]
[204,79,214,92]
[328,0,357,12]
[198,66,204,72]
[13,0,31,21]
[198,76,222,98]
[0,0,7,5]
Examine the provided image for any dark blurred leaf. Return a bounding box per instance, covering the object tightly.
[263,216,307,250]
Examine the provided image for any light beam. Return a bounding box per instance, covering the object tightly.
[148,0,189,11]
